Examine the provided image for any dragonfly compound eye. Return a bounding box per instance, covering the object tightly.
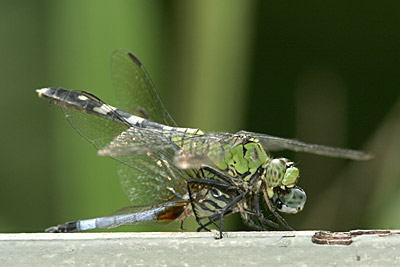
[282,166,299,188]
[266,158,287,187]
[273,186,306,214]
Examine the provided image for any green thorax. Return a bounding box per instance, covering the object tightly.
[214,136,269,182]
[166,127,300,196]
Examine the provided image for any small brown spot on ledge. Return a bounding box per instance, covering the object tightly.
[312,230,400,245]
[312,231,353,245]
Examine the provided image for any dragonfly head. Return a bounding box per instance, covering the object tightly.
[272,186,306,214]
[265,158,299,189]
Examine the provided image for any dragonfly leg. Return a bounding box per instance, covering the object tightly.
[251,190,282,229]
[180,221,186,230]
[195,216,218,232]
[240,185,292,230]
[262,189,293,230]
[187,178,236,235]
[196,190,250,239]
[214,191,249,239]
[240,213,267,231]
[237,191,281,230]
[187,178,233,190]
[200,165,237,185]
[240,208,279,230]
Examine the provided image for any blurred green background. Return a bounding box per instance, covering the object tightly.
[1,0,399,233]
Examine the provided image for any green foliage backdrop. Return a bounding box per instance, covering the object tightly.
[1,0,399,233]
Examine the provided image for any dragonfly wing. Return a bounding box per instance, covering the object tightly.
[238,130,373,160]
[98,127,237,168]
[110,49,194,205]
[62,106,128,150]
[116,150,195,205]
[98,126,177,156]
[111,49,177,127]
[62,109,190,206]
[173,133,242,169]
[36,87,130,150]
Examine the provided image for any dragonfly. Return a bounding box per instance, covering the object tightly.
[37,49,373,238]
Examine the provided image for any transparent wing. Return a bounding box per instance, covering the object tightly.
[98,127,179,156]
[115,148,196,205]
[64,108,195,205]
[238,130,373,160]
[111,49,177,127]
[111,49,194,205]
[62,106,128,151]
[99,127,239,169]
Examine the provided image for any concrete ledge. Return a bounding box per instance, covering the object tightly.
[1,230,400,266]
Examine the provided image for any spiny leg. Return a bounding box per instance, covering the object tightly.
[195,207,235,233]
[186,178,235,234]
[240,184,292,230]
[195,189,250,238]
[200,165,237,185]
[214,191,249,239]
[262,189,293,230]
[240,207,280,230]
[180,221,185,230]
[196,165,244,233]
[250,189,282,229]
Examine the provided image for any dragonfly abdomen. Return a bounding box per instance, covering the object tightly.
[46,203,187,233]
[37,88,127,125]
[37,87,169,130]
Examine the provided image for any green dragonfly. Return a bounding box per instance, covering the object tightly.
[37,49,373,238]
